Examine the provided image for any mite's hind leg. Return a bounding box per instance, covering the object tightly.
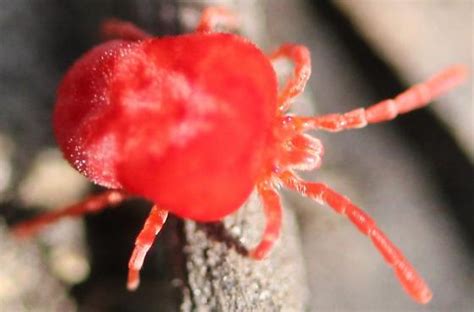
[127,205,168,290]
[13,190,128,237]
[248,182,282,259]
[278,170,432,304]
[195,7,239,33]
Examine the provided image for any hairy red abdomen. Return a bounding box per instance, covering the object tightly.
[54,33,277,221]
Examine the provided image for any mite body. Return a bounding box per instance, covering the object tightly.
[13,7,467,304]
[54,34,276,221]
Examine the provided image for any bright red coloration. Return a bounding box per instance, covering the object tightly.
[54,33,276,221]
[13,7,468,304]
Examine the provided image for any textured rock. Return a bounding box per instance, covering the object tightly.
[181,192,307,311]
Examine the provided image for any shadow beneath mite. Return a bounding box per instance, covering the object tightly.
[197,221,249,257]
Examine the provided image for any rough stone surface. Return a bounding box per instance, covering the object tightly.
[181,191,307,311]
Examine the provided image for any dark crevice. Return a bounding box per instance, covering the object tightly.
[71,194,184,311]
[173,218,195,311]
[199,222,249,257]
[308,1,474,249]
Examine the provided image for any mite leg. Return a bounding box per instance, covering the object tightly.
[12,190,128,238]
[101,18,152,41]
[248,182,282,260]
[269,44,311,112]
[127,205,168,290]
[279,133,324,171]
[195,7,239,33]
[295,65,468,132]
[279,171,432,304]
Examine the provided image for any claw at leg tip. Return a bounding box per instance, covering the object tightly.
[416,288,433,305]
[127,271,140,291]
[127,280,139,291]
[248,248,268,260]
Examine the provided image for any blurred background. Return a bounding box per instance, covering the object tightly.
[0,0,472,311]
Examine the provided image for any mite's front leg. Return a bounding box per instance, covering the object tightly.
[269,44,311,113]
[295,65,468,132]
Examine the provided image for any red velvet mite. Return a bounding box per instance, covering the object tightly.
[13,7,468,303]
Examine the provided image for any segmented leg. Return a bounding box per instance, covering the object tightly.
[296,64,468,132]
[101,18,152,41]
[278,170,432,304]
[279,133,324,171]
[269,44,311,112]
[248,182,282,259]
[128,205,168,290]
[195,7,238,33]
[13,190,128,237]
